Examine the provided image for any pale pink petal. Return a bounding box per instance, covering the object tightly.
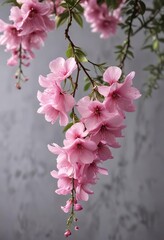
[0,19,6,32]
[97,167,108,175]
[80,149,95,164]
[38,75,49,88]
[77,96,90,117]
[59,111,68,126]
[76,187,89,201]
[65,57,77,74]
[98,85,110,96]
[49,57,65,74]
[48,143,63,155]
[50,170,58,178]
[103,66,122,84]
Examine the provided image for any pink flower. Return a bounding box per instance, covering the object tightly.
[61,199,72,213]
[64,122,88,146]
[54,0,65,15]
[51,171,72,195]
[91,15,119,39]
[64,137,97,165]
[37,100,68,125]
[96,142,113,161]
[75,181,94,201]
[10,0,55,36]
[82,161,108,182]
[22,30,47,50]
[49,57,77,82]
[103,66,122,84]
[37,83,75,125]
[0,20,21,50]
[77,96,111,131]
[98,69,141,116]
[89,113,124,147]
[83,0,107,23]
[82,0,123,38]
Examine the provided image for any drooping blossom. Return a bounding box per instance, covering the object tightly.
[37,82,75,125]
[98,66,141,116]
[82,0,124,38]
[10,0,55,36]
[49,57,77,82]
[77,96,111,131]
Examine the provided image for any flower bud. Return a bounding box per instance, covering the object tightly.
[64,229,71,237]
[75,226,79,231]
[74,203,83,211]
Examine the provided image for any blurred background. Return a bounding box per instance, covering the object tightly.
[0,4,164,240]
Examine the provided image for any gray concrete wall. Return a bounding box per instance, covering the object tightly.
[0,5,164,240]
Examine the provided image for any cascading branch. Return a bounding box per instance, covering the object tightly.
[1,0,163,237]
[37,57,141,236]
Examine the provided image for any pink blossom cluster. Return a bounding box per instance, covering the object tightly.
[37,57,76,125]
[0,0,55,66]
[82,0,125,38]
[37,57,141,235]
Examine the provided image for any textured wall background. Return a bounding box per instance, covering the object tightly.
[0,5,164,240]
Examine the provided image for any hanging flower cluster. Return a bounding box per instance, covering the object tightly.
[37,57,141,236]
[0,0,149,237]
[82,0,125,38]
[0,0,55,87]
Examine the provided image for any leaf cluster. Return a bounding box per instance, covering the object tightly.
[115,0,145,70]
[56,0,84,28]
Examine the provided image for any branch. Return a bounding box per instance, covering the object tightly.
[133,9,160,36]
[119,0,139,70]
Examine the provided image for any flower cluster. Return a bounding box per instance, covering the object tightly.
[82,0,125,38]
[37,57,76,125]
[0,0,54,86]
[37,57,141,236]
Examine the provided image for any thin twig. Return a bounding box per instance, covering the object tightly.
[119,0,139,70]
[133,9,160,36]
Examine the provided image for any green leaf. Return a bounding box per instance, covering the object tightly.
[73,12,83,28]
[75,48,88,62]
[66,44,74,58]
[56,11,69,28]
[153,39,159,51]
[75,4,84,13]
[84,82,91,91]
[76,52,88,62]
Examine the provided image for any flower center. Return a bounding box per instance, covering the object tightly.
[94,106,101,116]
[76,143,83,150]
[100,124,107,132]
[29,8,37,18]
[112,92,119,99]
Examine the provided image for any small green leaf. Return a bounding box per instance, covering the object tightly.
[66,44,73,58]
[75,48,88,62]
[56,11,69,28]
[84,82,91,91]
[76,52,88,62]
[73,12,83,28]
[75,4,84,13]
[153,39,159,51]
